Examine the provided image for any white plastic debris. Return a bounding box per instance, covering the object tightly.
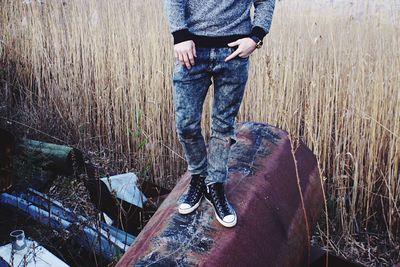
[0,231,69,267]
[100,172,147,208]
[103,212,114,225]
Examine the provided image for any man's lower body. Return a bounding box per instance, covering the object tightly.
[173,47,249,227]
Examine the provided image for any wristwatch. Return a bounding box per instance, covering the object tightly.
[250,35,263,49]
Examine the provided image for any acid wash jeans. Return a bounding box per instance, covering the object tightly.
[173,47,250,185]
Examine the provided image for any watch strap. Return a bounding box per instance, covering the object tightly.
[250,35,263,49]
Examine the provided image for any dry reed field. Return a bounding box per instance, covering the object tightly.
[0,0,399,265]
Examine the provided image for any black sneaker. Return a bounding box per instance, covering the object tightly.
[178,175,206,214]
[204,182,237,227]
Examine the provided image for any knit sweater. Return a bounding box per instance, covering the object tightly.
[164,0,276,47]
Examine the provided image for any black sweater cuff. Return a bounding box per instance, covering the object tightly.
[251,26,268,41]
[172,29,193,44]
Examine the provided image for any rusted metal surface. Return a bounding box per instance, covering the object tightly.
[117,122,324,267]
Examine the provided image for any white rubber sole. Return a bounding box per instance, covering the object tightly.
[205,197,237,228]
[178,196,202,215]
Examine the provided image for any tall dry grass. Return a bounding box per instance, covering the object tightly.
[0,0,399,263]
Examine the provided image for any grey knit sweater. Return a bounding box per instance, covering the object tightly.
[164,0,276,47]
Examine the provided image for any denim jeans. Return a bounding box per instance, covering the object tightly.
[173,47,249,184]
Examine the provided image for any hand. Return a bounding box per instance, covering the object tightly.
[174,40,197,69]
[225,38,257,62]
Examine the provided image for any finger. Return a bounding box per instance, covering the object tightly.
[225,49,241,62]
[227,40,240,47]
[178,52,184,64]
[182,53,191,69]
[192,45,197,58]
[188,51,195,66]
[238,52,249,58]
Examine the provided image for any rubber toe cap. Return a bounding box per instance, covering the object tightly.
[223,215,235,223]
[179,203,191,210]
